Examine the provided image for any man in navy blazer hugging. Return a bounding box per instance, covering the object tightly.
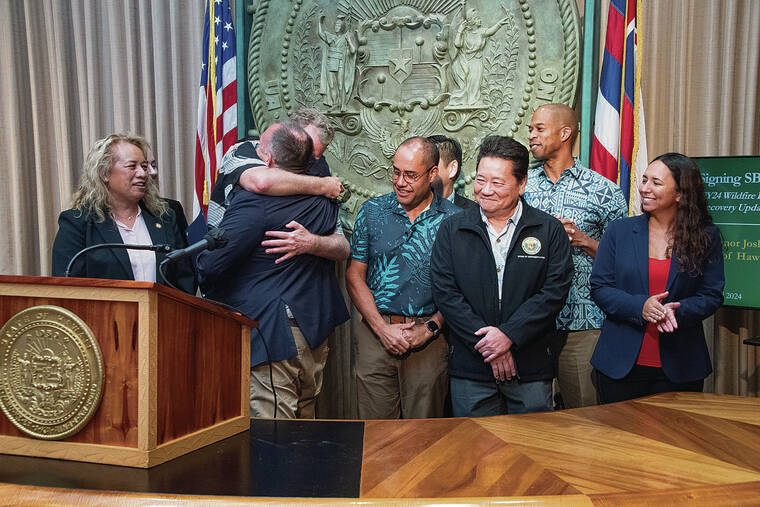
[197,121,350,419]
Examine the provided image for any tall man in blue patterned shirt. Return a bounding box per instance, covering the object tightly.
[524,104,627,408]
[346,137,461,419]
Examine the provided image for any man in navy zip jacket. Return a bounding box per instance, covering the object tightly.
[431,136,572,416]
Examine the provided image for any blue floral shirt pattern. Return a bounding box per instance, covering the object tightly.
[524,159,627,330]
[351,192,462,316]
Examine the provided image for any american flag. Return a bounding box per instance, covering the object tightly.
[591,0,647,215]
[189,0,238,242]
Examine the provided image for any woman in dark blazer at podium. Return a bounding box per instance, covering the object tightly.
[51,133,195,294]
[590,153,724,403]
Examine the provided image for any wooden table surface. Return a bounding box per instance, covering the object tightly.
[2,392,760,505]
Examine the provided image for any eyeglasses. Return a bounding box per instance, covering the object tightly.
[390,165,435,184]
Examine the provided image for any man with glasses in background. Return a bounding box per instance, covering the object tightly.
[346,137,461,419]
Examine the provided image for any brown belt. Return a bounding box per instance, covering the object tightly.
[381,314,432,325]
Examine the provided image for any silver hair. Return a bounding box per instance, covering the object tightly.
[290,107,335,145]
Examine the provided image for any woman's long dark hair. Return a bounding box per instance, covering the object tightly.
[653,153,714,274]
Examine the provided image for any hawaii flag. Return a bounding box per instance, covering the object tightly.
[591,0,648,215]
[189,0,238,242]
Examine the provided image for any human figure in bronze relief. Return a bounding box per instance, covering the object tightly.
[449,2,510,107]
[318,14,357,111]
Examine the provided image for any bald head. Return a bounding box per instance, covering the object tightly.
[538,104,578,141]
[392,136,439,211]
[397,137,439,169]
[528,103,578,161]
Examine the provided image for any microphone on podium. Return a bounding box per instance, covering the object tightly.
[159,229,228,291]
[164,228,228,262]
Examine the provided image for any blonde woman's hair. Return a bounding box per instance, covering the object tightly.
[71,133,166,222]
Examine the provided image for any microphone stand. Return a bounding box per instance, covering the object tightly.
[64,243,172,278]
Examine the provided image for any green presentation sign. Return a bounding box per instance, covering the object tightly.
[695,156,760,308]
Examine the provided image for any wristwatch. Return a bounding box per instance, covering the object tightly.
[424,320,441,337]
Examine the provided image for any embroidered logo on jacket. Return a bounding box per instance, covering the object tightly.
[521,237,542,255]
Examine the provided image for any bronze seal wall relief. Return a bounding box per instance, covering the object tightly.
[248,0,580,227]
[0,306,104,440]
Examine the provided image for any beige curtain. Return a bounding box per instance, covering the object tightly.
[642,0,760,158]
[0,0,203,277]
[641,0,760,396]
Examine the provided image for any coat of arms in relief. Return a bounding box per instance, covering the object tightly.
[248,0,580,226]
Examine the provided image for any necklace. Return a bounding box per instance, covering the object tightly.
[112,211,137,223]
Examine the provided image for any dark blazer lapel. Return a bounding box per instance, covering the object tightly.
[142,206,178,285]
[631,215,649,292]
[666,254,681,293]
[93,217,134,279]
[142,206,170,248]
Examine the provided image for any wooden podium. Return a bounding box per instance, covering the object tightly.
[0,275,255,468]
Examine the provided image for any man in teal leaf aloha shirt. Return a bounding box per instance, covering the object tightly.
[347,137,462,419]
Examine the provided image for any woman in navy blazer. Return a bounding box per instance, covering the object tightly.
[590,153,724,403]
[52,134,194,294]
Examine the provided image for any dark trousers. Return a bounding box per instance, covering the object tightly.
[592,364,704,404]
[450,376,552,417]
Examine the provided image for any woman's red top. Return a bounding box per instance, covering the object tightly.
[637,258,671,367]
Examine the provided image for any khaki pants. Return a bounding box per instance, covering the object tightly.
[250,326,329,419]
[557,329,600,408]
[354,316,448,419]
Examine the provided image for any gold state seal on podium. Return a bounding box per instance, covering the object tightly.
[0,305,104,440]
